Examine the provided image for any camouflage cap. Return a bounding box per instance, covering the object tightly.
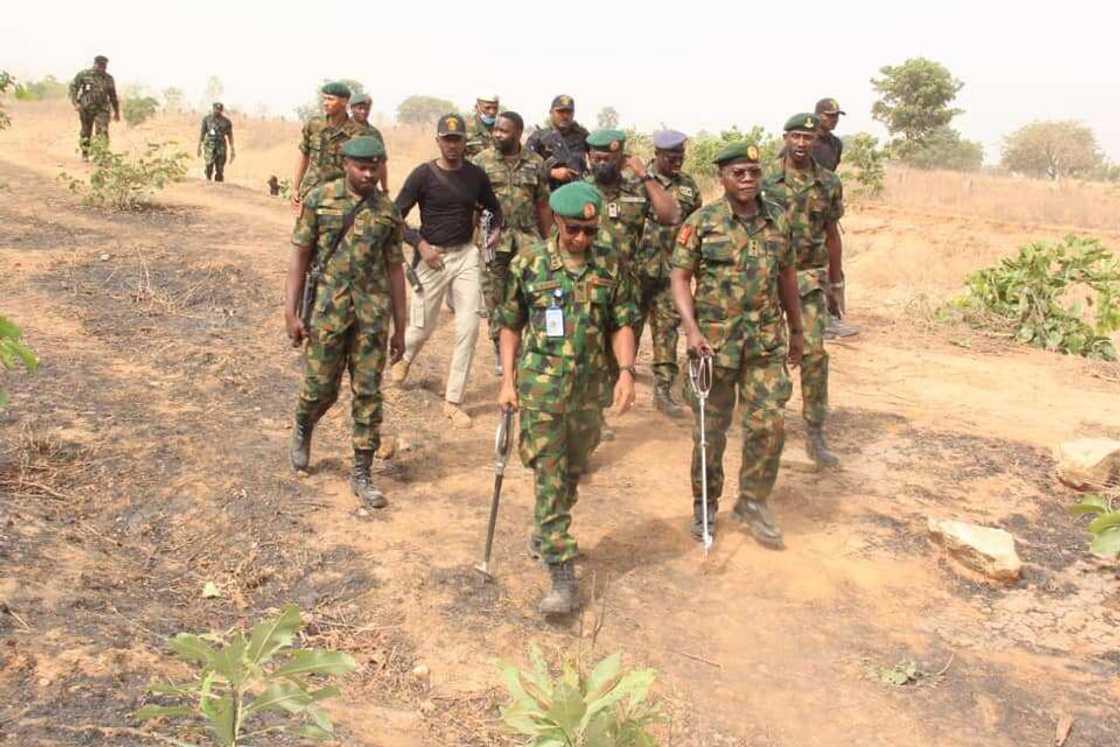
[551,94,575,111]
[437,113,467,137]
[814,98,846,116]
[586,129,626,152]
[784,113,821,133]
[341,136,386,161]
[94,55,108,64]
[350,93,371,107]
[712,142,761,167]
[320,81,352,99]
[549,181,603,219]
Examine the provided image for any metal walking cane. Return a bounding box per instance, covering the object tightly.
[688,352,714,554]
[475,406,514,580]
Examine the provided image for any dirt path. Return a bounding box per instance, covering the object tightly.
[2,121,1119,746]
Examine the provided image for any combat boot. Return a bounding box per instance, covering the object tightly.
[732,499,784,549]
[493,338,503,377]
[689,501,718,542]
[654,381,685,419]
[539,561,578,616]
[289,415,313,472]
[350,449,388,509]
[806,424,840,468]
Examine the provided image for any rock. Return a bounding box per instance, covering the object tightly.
[1055,439,1120,492]
[928,518,1022,582]
[411,663,430,684]
[376,437,397,460]
[99,253,111,262]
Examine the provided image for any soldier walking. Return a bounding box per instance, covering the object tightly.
[292,82,367,213]
[495,181,639,616]
[671,142,805,548]
[285,137,407,508]
[762,114,846,468]
[197,102,235,182]
[526,95,590,191]
[465,95,500,158]
[349,93,389,193]
[68,55,119,160]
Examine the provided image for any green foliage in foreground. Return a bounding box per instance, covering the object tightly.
[1071,494,1120,558]
[123,95,160,127]
[61,139,189,210]
[135,604,356,746]
[952,236,1120,360]
[0,70,16,130]
[498,645,663,746]
[841,132,887,199]
[0,314,40,408]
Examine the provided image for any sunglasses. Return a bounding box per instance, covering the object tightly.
[559,222,598,238]
[728,166,763,180]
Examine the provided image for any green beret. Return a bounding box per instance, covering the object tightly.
[548,182,603,219]
[341,136,385,161]
[350,93,371,107]
[321,81,352,99]
[586,129,626,151]
[784,113,820,132]
[712,141,761,166]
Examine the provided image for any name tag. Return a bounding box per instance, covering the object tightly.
[608,202,620,218]
[545,307,564,337]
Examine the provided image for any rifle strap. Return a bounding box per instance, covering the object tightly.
[313,192,375,272]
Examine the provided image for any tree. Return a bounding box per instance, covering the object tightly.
[1001,120,1103,180]
[122,96,159,127]
[597,106,619,129]
[13,75,67,101]
[397,94,456,125]
[0,71,15,130]
[840,133,886,199]
[900,126,984,171]
[871,58,963,150]
[161,86,184,112]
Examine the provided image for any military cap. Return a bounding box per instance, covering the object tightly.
[476,94,499,104]
[653,129,687,150]
[548,181,603,219]
[212,102,224,110]
[784,113,821,132]
[94,55,109,64]
[320,81,352,99]
[814,97,846,116]
[551,94,575,110]
[586,129,626,152]
[712,141,761,166]
[437,113,467,137]
[341,136,386,161]
[350,93,371,107]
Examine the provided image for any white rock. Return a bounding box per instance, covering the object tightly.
[928,518,1022,582]
[1055,439,1120,492]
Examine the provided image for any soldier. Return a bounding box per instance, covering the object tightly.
[762,114,846,468]
[68,55,119,160]
[636,130,703,418]
[197,102,235,182]
[496,181,639,616]
[671,142,804,548]
[292,82,367,214]
[813,97,860,340]
[472,111,553,374]
[349,93,389,193]
[465,95,500,158]
[526,95,590,191]
[285,136,407,509]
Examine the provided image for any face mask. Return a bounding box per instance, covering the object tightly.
[592,162,619,183]
[480,114,496,126]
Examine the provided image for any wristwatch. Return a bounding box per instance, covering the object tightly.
[640,173,655,183]
[621,364,638,378]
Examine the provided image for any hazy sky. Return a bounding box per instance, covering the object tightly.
[4,1,1117,162]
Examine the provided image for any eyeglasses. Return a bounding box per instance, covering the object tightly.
[559,222,598,238]
[727,166,763,180]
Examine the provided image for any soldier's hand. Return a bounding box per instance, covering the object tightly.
[787,330,804,368]
[389,330,405,364]
[625,155,647,178]
[685,328,714,359]
[285,312,307,348]
[497,381,519,412]
[549,166,574,182]
[827,282,846,318]
[612,372,636,416]
[485,228,502,252]
[291,194,302,214]
[113,111,120,122]
[419,241,444,271]
[229,149,236,164]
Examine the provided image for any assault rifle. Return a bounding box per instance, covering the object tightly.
[296,195,371,332]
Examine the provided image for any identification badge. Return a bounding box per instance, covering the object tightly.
[545,289,565,337]
[608,202,620,218]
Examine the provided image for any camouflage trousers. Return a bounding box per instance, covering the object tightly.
[687,354,792,511]
[203,142,227,182]
[798,288,829,426]
[78,107,110,157]
[635,275,681,390]
[296,312,389,451]
[481,250,514,342]
[519,407,603,565]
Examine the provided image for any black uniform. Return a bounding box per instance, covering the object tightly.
[526,122,591,190]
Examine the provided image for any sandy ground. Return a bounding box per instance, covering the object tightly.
[1,101,1119,746]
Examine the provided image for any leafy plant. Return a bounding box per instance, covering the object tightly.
[1,314,40,408]
[60,139,189,210]
[871,57,964,150]
[1071,494,1120,558]
[841,132,886,200]
[13,74,67,101]
[952,236,1120,360]
[498,645,662,747]
[135,604,356,746]
[0,70,17,131]
[123,95,160,127]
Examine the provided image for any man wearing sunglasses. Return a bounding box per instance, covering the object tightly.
[671,142,804,549]
[495,181,639,616]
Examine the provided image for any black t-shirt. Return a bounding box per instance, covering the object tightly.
[812,132,843,172]
[394,160,502,248]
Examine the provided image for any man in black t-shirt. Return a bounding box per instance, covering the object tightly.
[390,114,503,427]
[812,97,845,172]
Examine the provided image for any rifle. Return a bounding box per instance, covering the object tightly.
[296,195,372,332]
[475,406,515,580]
[542,130,585,177]
[405,249,425,295]
[479,209,497,266]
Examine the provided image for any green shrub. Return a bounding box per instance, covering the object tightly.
[0,71,16,131]
[841,133,886,199]
[61,139,189,210]
[1071,494,1120,558]
[123,95,160,127]
[0,314,39,408]
[685,126,782,192]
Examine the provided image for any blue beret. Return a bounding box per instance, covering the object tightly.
[653,130,687,150]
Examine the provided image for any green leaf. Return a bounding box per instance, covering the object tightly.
[246,604,301,665]
[149,680,202,697]
[544,682,586,736]
[1070,495,1110,515]
[1087,512,1120,534]
[585,653,622,701]
[169,634,218,667]
[245,681,313,715]
[306,702,333,731]
[1090,527,1120,558]
[205,694,237,747]
[209,633,249,687]
[134,704,195,721]
[272,649,357,678]
[299,723,335,741]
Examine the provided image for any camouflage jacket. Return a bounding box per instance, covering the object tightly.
[637,161,703,280]
[587,172,651,269]
[671,196,796,369]
[465,115,494,158]
[496,237,639,413]
[355,121,385,146]
[199,113,232,148]
[526,122,590,188]
[292,178,405,330]
[69,68,118,113]
[762,158,843,294]
[298,116,369,197]
[473,146,548,254]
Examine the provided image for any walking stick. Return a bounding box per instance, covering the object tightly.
[688,352,714,554]
[475,406,514,580]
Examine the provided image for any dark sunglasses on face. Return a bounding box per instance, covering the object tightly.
[560,222,598,238]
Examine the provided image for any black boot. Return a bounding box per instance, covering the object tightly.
[806,424,840,468]
[289,416,313,471]
[655,381,685,419]
[350,449,388,509]
[527,534,543,561]
[732,499,784,549]
[690,501,718,542]
[539,561,577,615]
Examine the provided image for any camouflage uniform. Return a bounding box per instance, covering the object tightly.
[199,112,233,181]
[68,68,118,157]
[636,161,703,390]
[465,114,495,158]
[297,117,369,198]
[292,177,405,451]
[495,237,639,564]
[472,146,549,335]
[526,122,591,190]
[672,196,796,514]
[762,160,844,427]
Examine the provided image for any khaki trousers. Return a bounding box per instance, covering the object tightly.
[403,243,482,404]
